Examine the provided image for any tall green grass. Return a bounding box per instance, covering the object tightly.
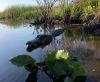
[64,0,100,23]
[0,0,100,24]
[0,6,41,20]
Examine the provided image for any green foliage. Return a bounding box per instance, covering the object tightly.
[72,3,83,19]
[0,6,41,20]
[64,77,72,82]
[45,50,86,80]
[10,50,86,81]
[22,10,41,19]
[65,6,71,17]
[51,7,63,18]
[10,55,37,72]
[90,0,98,8]
[71,62,86,80]
[10,55,35,66]
[0,0,100,24]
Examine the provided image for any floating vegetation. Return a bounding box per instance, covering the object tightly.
[10,50,86,82]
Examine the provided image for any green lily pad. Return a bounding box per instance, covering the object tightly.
[48,62,66,76]
[71,62,80,68]
[53,63,66,76]
[10,55,35,66]
[73,67,86,79]
[45,51,57,62]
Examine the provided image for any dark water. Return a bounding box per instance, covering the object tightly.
[0,23,100,82]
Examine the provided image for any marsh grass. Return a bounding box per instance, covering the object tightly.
[0,6,41,20]
[0,0,100,24]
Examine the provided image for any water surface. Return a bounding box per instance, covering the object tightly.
[0,22,100,82]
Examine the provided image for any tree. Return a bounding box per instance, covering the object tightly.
[35,0,58,21]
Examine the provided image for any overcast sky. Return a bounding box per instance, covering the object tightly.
[0,0,37,12]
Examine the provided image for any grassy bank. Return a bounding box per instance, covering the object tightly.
[64,0,100,24]
[0,0,100,24]
[0,6,63,20]
[0,6,41,20]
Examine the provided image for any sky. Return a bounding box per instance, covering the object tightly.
[0,0,37,12]
[0,0,72,12]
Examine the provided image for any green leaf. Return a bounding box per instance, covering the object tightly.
[24,63,37,72]
[73,67,86,79]
[52,63,66,76]
[64,77,73,82]
[71,62,80,68]
[45,50,71,76]
[47,62,66,76]
[45,51,57,62]
[47,62,55,73]
[10,55,35,66]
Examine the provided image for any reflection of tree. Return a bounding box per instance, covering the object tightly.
[32,25,100,53]
[64,30,84,41]
[34,25,55,35]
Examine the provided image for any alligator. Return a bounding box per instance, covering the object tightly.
[50,28,66,37]
[26,35,53,52]
[26,28,66,52]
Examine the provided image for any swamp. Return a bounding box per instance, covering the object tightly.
[0,0,100,82]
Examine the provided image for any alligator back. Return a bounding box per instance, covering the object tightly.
[51,28,66,37]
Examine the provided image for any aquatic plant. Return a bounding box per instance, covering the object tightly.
[10,50,86,82]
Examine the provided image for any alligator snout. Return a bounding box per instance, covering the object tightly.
[26,41,33,46]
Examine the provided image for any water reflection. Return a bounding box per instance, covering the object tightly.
[0,19,34,27]
[0,22,100,82]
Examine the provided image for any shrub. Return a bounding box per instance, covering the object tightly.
[72,3,83,19]
[22,10,41,19]
[64,6,71,22]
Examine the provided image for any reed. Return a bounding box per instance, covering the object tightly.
[0,0,100,24]
[0,6,41,20]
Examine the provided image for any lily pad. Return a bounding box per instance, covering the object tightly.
[10,55,35,66]
[72,67,86,79]
[53,63,66,76]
